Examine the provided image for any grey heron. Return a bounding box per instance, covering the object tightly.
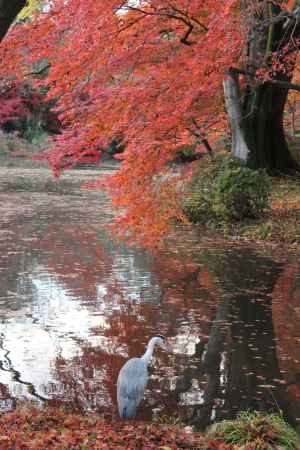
[117,335,168,419]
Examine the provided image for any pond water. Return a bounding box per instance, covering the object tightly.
[0,167,299,430]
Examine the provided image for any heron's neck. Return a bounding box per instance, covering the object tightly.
[141,339,157,365]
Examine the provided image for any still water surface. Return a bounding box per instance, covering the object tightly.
[0,167,299,429]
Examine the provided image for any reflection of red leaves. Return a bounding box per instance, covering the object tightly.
[272,262,300,417]
[40,224,113,302]
[0,407,202,449]
[286,384,300,399]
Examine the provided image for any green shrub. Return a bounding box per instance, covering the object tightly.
[175,144,198,163]
[182,191,211,223]
[208,411,299,450]
[211,159,270,220]
[183,156,270,223]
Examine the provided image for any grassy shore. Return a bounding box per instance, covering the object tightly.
[235,174,300,247]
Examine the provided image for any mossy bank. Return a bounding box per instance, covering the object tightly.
[183,155,300,249]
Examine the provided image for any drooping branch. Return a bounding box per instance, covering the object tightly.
[256,11,291,32]
[126,5,208,45]
[188,118,214,157]
[25,62,51,77]
[168,5,208,32]
[268,79,300,92]
[0,0,26,42]
[256,4,300,33]
[229,67,300,92]
[180,23,194,45]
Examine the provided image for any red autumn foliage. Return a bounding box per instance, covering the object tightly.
[0,1,298,244]
[0,0,244,243]
[0,82,34,125]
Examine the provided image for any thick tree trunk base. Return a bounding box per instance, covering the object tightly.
[243,83,299,173]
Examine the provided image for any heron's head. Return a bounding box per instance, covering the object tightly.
[153,335,170,351]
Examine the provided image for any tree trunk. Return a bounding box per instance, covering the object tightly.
[226,2,300,173]
[223,75,250,161]
[0,0,26,42]
[242,81,298,172]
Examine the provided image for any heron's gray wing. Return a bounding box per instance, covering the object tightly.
[117,358,148,400]
[117,358,148,418]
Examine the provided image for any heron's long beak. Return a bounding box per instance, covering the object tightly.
[161,339,172,352]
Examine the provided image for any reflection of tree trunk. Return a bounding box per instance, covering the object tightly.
[192,248,294,429]
[220,294,291,422]
[191,297,232,428]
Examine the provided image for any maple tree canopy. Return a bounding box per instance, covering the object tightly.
[0,0,299,244]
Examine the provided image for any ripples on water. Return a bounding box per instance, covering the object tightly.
[0,168,299,430]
